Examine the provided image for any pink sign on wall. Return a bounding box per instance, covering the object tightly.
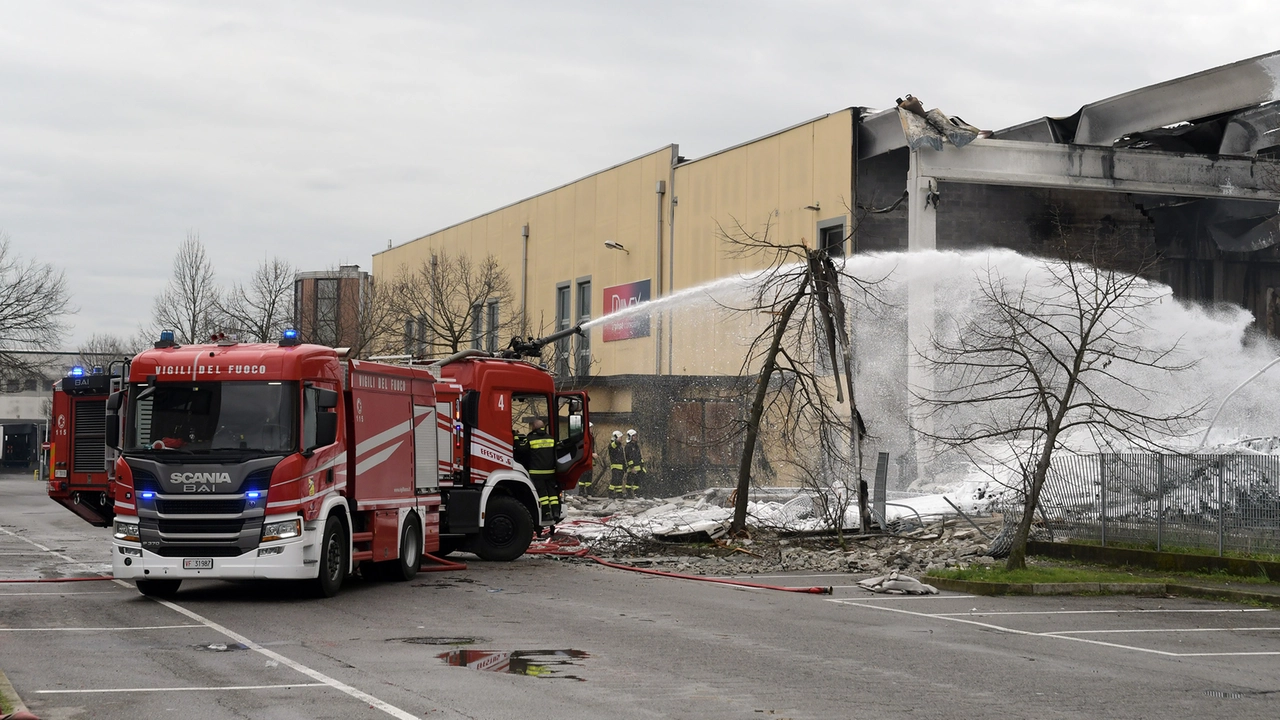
[602,279,651,342]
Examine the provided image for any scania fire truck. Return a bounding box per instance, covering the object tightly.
[108,327,590,597]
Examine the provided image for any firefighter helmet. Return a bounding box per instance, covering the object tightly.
[626,429,637,437]
[611,430,622,439]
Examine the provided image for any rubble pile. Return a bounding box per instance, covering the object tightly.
[555,488,1009,577]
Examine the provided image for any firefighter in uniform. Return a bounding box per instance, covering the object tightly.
[606,430,627,497]
[523,419,560,519]
[624,428,646,498]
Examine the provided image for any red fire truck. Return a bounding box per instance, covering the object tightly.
[108,327,590,598]
[47,368,118,527]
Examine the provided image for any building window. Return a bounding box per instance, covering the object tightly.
[417,314,428,355]
[555,283,571,376]
[575,279,591,376]
[294,280,305,335]
[486,299,500,352]
[404,318,415,356]
[470,303,483,350]
[819,220,845,257]
[315,278,339,346]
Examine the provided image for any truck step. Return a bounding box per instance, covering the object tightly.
[351,550,374,562]
[350,531,373,544]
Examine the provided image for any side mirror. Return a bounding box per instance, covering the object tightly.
[312,412,338,450]
[460,390,480,427]
[105,391,123,449]
[316,388,338,409]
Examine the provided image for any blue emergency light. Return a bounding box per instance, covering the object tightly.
[154,330,177,349]
[280,328,300,347]
[140,492,155,499]
[69,366,85,377]
[246,491,261,499]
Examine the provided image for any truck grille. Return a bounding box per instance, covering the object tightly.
[152,545,245,558]
[157,519,245,535]
[72,400,107,473]
[155,498,244,515]
[131,468,160,493]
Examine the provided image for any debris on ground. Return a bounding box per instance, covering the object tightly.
[556,485,1010,577]
[857,571,939,595]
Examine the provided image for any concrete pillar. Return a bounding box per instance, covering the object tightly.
[906,150,938,482]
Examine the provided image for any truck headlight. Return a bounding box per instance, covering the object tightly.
[261,519,302,542]
[114,520,140,542]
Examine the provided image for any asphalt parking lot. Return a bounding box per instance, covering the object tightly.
[4,473,1280,719]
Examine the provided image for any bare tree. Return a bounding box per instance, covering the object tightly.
[75,332,138,370]
[393,251,519,356]
[914,241,1199,570]
[0,234,73,375]
[151,232,221,344]
[344,274,404,360]
[718,213,882,542]
[220,257,295,342]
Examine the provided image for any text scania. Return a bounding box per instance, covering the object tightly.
[170,472,233,484]
[154,365,268,376]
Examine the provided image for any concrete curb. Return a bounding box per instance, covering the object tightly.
[925,576,1280,605]
[0,669,36,720]
[925,576,1168,596]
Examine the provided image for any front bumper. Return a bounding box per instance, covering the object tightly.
[112,535,316,581]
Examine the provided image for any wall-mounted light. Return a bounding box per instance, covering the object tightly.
[604,240,629,254]
[804,202,821,211]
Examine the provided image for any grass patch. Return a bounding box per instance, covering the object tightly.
[927,563,1165,585]
[1066,539,1280,564]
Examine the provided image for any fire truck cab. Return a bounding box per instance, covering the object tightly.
[109,330,590,598]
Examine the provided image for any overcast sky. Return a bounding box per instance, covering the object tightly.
[3,0,1277,347]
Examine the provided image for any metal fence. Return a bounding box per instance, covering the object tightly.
[1040,453,1280,556]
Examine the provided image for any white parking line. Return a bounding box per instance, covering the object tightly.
[1047,627,1280,636]
[0,624,202,632]
[847,593,977,600]
[36,683,329,694]
[155,596,422,719]
[828,599,1280,658]
[5,526,424,720]
[931,609,1270,617]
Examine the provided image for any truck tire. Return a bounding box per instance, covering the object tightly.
[472,495,533,561]
[311,514,347,598]
[382,514,422,582]
[135,579,181,598]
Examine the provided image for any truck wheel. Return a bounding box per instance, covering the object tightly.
[311,514,347,598]
[382,514,422,582]
[472,495,533,561]
[135,579,181,598]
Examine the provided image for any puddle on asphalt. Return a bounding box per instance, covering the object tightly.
[436,649,589,680]
[194,642,250,652]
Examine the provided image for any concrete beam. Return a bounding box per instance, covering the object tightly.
[913,139,1280,201]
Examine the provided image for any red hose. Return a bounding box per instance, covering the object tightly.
[0,577,114,584]
[528,535,832,595]
[419,552,467,572]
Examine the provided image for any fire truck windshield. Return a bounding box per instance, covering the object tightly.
[125,381,298,456]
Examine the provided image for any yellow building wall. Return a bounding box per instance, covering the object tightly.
[371,108,855,386]
[372,146,678,386]
[667,110,855,376]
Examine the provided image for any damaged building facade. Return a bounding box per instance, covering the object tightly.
[373,51,1280,494]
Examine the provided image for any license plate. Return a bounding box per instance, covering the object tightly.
[183,558,213,570]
